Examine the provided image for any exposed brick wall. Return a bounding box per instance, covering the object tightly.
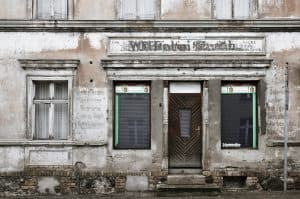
[0,166,300,196]
[213,167,300,191]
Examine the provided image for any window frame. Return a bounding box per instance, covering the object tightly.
[212,0,258,20]
[32,0,73,20]
[27,76,73,140]
[113,81,151,150]
[118,0,159,20]
[220,82,258,150]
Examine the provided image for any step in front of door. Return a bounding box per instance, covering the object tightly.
[157,184,221,197]
[167,174,206,185]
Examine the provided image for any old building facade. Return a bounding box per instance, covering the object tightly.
[0,0,300,195]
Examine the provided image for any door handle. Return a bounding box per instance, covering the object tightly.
[195,126,201,131]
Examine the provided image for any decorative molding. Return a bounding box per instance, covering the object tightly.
[19,59,80,69]
[0,140,107,147]
[102,56,271,80]
[102,56,272,69]
[1,20,300,32]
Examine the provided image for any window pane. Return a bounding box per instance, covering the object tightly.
[35,103,50,139]
[216,0,232,19]
[53,103,69,139]
[120,0,137,19]
[221,87,256,148]
[116,92,150,149]
[37,0,67,19]
[137,0,155,19]
[35,81,50,100]
[53,0,67,19]
[233,0,250,19]
[54,81,68,100]
[37,0,52,19]
[179,109,191,137]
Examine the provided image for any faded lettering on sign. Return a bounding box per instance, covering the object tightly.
[109,37,265,55]
[74,88,107,141]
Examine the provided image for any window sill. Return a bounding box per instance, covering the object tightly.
[19,59,80,70]
[0,140,107,147]
[221,148,258,150]
[267,140,300,147]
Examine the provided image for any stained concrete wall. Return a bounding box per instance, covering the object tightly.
[161,0,211,20]
[0,0,28,19]
[0,32,299,174]
[258,0,300,18]
[73,0,116,20]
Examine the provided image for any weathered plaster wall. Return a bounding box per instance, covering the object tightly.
[259,0,300,18]
[73,0,116,20]
[0,0,28,19]
[161,0,211,19]
[0,147,24,172]
[206,32,300,170]
[0,32,299,174]
[266,33,300,140]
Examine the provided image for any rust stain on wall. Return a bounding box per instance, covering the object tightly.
[31,33,107,88]
[260,0,300,18]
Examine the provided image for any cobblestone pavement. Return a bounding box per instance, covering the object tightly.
[1,192,300,199]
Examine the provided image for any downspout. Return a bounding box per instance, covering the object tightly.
[283,63,289,192]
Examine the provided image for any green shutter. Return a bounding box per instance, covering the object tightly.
[114,95,119,147]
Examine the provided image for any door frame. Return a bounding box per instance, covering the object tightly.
[163,81,206,172]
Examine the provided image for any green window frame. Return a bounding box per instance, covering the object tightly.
[221,84,257,149]
[114,83,151,149]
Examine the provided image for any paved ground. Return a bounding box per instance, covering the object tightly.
[1,192,300,199]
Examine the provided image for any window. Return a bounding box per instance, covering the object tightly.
[179,109,191,138]
[215,0,252,19]
[120,0,156,19]
[114,83,150,149]
[28,77,72,140]
[221,84,257,149]
[36,0,67,19]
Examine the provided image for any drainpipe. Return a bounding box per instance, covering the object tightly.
[283,63,289,192]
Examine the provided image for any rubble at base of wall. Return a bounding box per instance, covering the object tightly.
[0,166,300,196]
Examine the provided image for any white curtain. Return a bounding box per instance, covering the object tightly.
[54,82,68,139]
[35,104,49,139]
[120,0,137,19]
[35,81,49,100]
[34,81,68,140]
[216,0,232,19]
[35,81,50,139]
[137,0,155,19]
[54,82,68,99]
[37,0,52,19]
[54,103,68,139]
[37,0,67,19]
[53,0,67,19]
[233,0,250,19]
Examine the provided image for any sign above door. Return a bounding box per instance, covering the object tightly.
[108,36,265,56]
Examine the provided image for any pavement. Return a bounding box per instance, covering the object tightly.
[1,191,300,199]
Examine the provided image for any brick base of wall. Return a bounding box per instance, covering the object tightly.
[0,166,300,196]
[212,167,300,191]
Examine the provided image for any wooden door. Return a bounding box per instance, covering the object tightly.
[168,94,202,168]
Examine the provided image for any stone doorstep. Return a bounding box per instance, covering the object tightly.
[157,183,221,196]
[167,174,206,185]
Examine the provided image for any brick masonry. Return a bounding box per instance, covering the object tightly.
[0,166,300,196]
